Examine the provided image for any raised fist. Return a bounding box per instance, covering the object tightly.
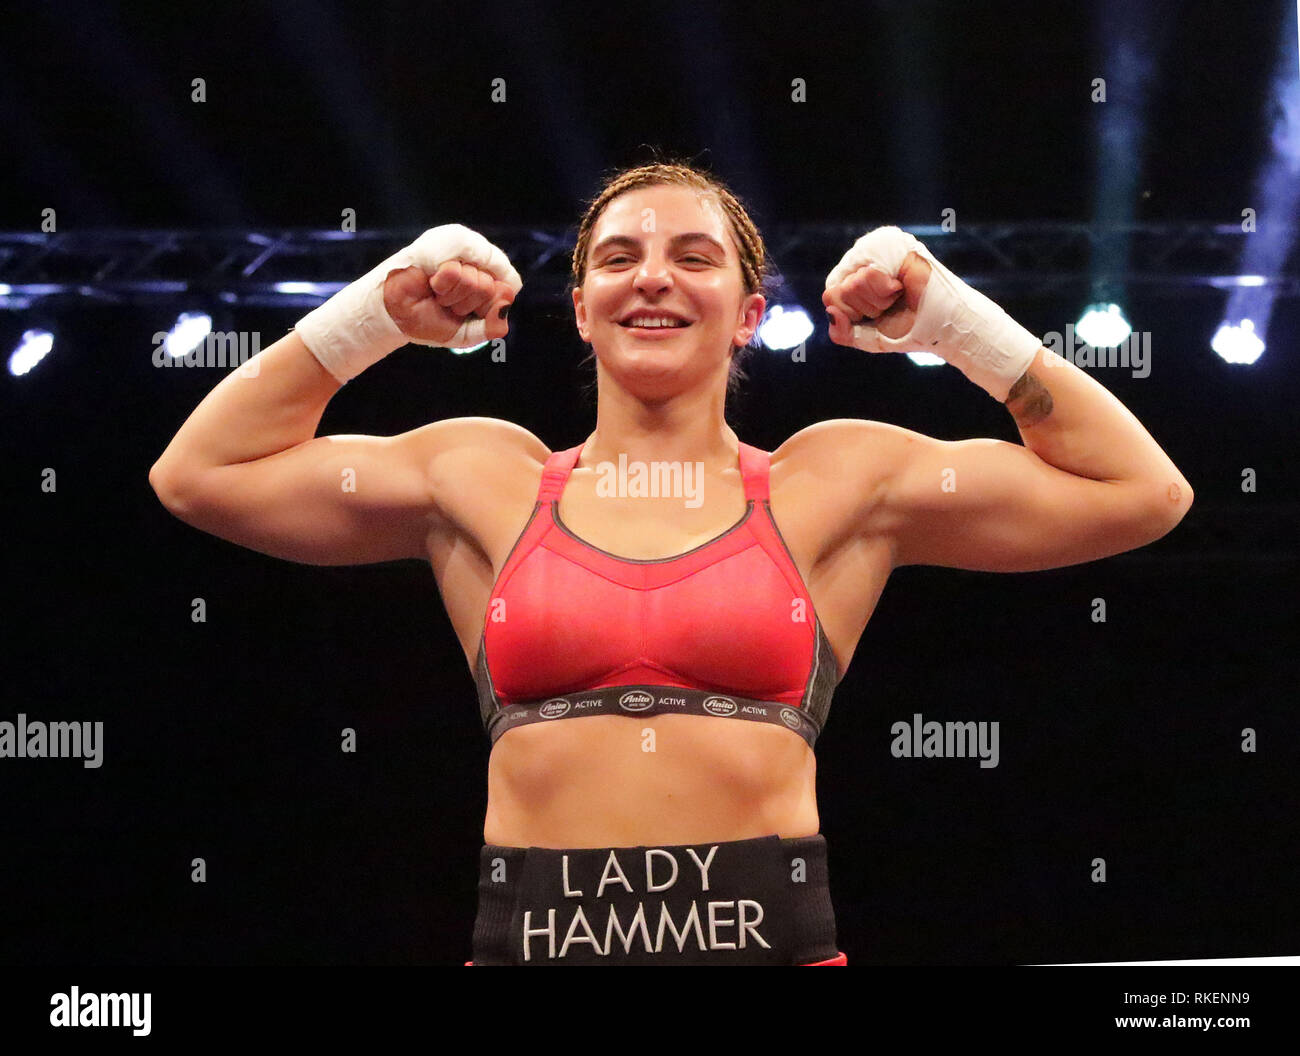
[384,259,514,345]
[823,251,930,350]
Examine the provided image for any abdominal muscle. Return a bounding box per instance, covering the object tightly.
[483,713,819,849]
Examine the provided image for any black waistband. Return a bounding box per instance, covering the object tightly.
[470,833,838,965]
[486,685,821,748]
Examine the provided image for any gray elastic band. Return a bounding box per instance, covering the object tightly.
[486,684,821,748]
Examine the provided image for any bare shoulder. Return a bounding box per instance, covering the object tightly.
[770,417,915,487]
[404,415,551,466]
[767,418,918,559]
[406,416,551,550]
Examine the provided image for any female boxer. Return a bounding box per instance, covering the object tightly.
[149,162,1193,965]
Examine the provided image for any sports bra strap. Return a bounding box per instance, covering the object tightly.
[738,442,770,502]
[536,445,584,503]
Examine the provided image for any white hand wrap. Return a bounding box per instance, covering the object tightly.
[825,226,1041,401]
[294,224,522,383]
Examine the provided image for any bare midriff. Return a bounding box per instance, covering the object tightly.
[483,713,819,849]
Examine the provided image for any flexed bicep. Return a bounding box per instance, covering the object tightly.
[881,432,1181,573]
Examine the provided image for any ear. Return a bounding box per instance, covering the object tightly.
[572,286,590,343]
[732,292,766,347]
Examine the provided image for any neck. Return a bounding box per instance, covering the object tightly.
[582,364,738,470]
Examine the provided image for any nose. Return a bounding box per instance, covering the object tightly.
[633,252,672,296]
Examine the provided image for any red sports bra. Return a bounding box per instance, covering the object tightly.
[473,441,841,748]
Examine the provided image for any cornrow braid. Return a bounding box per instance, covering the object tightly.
[568,160,773,396]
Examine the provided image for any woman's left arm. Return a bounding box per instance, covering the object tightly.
[878,347,1193,572]
[1004,345,1191,501]
[797,386,1192,575]
[819,228,1194,573]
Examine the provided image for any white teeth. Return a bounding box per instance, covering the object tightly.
[625,316,686,328]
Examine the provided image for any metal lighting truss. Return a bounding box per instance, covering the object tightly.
[1,223,1294,308]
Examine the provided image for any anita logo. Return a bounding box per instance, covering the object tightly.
[703,696,738,717]
[780,707,804,730]
[539,698,571,718]
[618,691,654,712]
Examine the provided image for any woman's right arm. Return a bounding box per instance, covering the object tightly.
[148,227,526,566]
[149,330,449,565]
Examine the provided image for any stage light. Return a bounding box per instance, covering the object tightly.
[164,312,212,358]
[757,305,814,351]
[8,329,54,376]
[273,282,336,295]
[1220,5,1299,367]
[1209,275,1270,289]
[1211,320,1265,364]
[1076,303,1132,347]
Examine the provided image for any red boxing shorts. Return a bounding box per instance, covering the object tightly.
[464,832,847,965]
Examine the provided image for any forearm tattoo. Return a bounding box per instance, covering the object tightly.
[1005,370,1054,428]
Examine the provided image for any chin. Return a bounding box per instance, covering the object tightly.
[600,352,696,396]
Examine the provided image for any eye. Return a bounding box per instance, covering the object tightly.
[601,253,711,266]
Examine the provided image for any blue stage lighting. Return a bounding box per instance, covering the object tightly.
[1076,303,1132,347]
[1211,320,1265,364]
[164,312,213,358]
[8,329,54,376]
[757,305,814,350]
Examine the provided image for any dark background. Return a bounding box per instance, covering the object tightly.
[1,0,1297,965]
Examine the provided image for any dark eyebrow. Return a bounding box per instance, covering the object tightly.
[590,232,728,257]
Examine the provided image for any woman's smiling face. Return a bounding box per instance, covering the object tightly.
[573,184,765,392]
